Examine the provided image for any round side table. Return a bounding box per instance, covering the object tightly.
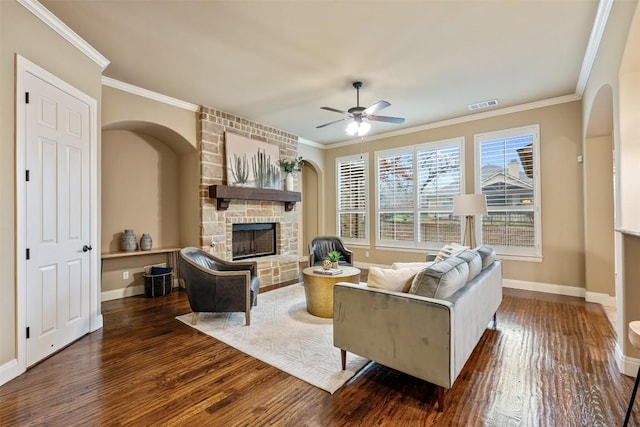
[624,321,640,426]
[302,266,360,318]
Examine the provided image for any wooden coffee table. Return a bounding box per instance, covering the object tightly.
[302,266,361,318]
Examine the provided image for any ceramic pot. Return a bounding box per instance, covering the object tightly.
[140,233,152,251]
[121,229,137,252]
[332,261,339,269]
[322,259,332,270]
[285,173,294,191]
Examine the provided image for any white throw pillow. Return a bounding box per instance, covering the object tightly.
[434,243,469,263]
[367,266,421,293]
[391,262,434,270]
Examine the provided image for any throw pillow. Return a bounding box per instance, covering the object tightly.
[455,249,482,281]
[367,266,422,293]
[391,262,433,270]
[409,256,470,299]
[434,243,469,262]
[475,245,496,269]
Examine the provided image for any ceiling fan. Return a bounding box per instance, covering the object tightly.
[316,81,406,136]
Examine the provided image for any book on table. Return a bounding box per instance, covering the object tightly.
[313,268,343,275]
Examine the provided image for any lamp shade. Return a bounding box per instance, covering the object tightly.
[453,194,487,216]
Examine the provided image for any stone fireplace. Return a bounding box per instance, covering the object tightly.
[198,106,301,287]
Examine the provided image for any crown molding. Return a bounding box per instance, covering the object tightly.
[575,0,614,97]
[17,0,110,70]
[327,93,581,149]
[298,137,324,149]
[102,76,199,112]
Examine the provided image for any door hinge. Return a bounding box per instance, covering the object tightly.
[25,92,29,104]
[26,327,30,339]
[26,170,30,182]
[26,248,30,260]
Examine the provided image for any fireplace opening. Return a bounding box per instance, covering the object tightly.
[232,223,276,260]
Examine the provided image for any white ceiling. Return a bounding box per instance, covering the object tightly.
[41,0,603,145]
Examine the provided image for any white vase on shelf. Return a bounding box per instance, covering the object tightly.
[285,173,294,191]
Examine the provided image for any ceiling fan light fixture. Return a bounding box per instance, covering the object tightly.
[346,120,371,136]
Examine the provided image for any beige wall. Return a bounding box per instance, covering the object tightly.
[102,85,197,153]
[623,234,640,358]
[0,1,103,365]
[583,135,615,296]
[619,70,640,232]
[324,102,585,287]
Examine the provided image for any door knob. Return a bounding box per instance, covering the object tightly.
[82,245,93,252]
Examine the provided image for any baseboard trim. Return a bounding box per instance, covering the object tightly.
[101,285,145,302]
[617,343,640,377]
[0,358,21,387]
[502,279,585,298]
[585,291,617,308]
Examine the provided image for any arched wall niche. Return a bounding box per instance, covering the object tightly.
[102,120,196,155]
[586,85,614,138]
[583,84,616,301]
[301,159,322,257]
[100,120,200,293]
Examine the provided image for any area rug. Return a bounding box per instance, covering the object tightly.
[175,283,369,394]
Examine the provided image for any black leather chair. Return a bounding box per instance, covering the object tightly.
[179,247,260,326]
[308,236,353,267]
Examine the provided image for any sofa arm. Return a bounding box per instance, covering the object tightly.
[333,283,455,388]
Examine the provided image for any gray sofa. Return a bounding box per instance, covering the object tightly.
[333,246,502,411]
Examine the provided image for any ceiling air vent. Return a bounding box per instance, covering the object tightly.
[468,99,499,111]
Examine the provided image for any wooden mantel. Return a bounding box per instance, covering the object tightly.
[208,185,301,211]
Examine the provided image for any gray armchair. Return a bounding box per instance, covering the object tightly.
[308,236,353,267]
[179,247,260,326]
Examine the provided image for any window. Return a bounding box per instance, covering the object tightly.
[336,154,368,244]
[376,138,463,248]
[475,125,541,258]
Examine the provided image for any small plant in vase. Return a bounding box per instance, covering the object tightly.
[327,251,342,269]
[278,156,304,191]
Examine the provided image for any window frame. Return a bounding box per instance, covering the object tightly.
[335,153,369,246]
[375,137,465,250]
[474,124,542,260]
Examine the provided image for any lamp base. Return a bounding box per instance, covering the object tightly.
[462,216,477,248]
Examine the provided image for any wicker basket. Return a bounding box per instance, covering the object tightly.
[143,267,173,297]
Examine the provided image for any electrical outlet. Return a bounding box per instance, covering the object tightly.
[365,251,370,257]
[122,271,129,280]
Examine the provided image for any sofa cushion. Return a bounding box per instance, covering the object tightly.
[476,245,496,269]
[455,249,482,281]
[434,243,468,262]
[367,266,422,293]
[409,256,470,299]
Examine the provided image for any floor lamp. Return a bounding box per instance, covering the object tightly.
[453,194,487,248]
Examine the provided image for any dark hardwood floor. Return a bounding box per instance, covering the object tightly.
[0,285,637,426]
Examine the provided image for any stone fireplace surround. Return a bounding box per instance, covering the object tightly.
[198,106,301,288]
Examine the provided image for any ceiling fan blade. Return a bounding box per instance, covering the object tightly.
[316,118,347,128]
[320,106,348,115]
[363,100,391,115]
[368,115,406,124]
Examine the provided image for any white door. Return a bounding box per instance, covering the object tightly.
[25,72,91,366]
